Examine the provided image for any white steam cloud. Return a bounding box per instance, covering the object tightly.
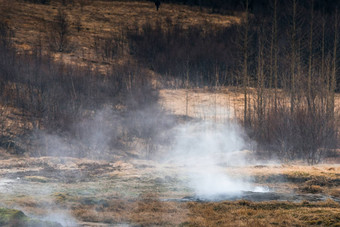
[165,120,268,199]
[35,107,122,158]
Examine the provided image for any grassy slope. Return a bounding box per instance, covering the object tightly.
[2,0,340,121]
[1,0,239,69]
[0,0,241,157]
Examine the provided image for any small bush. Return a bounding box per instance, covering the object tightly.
[249,104,338,164]
[23,0,51,5]
[299,185,323,194]
[127,21,239,87]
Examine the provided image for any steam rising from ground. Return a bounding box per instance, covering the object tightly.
[36,107,269,199]
[165,120,268,198]
[35,107,122,158]
[4,106,272,225]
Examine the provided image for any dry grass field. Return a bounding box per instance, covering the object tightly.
[159,88,340,122]
[0,157,339,226]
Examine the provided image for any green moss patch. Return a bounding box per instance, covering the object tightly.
[24,176,51,183]
[0,207,62,227]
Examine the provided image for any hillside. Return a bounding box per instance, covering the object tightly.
[0,0,239,70]
[0,0,245,159]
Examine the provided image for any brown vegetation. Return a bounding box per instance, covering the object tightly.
[0,157,339,226]
[0,0,339,162]
[70,198,340,226]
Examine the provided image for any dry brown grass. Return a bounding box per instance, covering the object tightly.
[0,157,339,226]
[159,88,245,121]
[0,0,239,70]
[71,198,340,226]
[0,106,33,137]
[330,188,340,198]
[159,87,340,122]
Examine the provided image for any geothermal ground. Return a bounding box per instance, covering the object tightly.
[0,156,339,226]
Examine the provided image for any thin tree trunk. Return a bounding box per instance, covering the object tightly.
[185,60,189,117]
[321,12,327,113]
[290,0,297,114]
[330,8,338,117]
[243,0,249,125]
[257,28,264,139]
[307,0,314,113]
[273,0,278,112]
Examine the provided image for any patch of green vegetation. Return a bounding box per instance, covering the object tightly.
[241,200,340,210]
[254,173,311,183]
[0,208,62,227]
[179,221,193,227]
[24,176,50,183]
[244,201,297,210]
[304,213,340,226]
[79,197,109,207]
[290,171,310,178]
[0,208,26,225]
[213,204,231,212]
[299,185,323,194]
[287,172,311,183]
[53,192,77,204]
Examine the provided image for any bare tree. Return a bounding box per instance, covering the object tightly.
[50,8,69,52]
[329,8,338,118]
[272,0,278,112]
[242,0,249,125]
[78,0,89,12]
[256,26,265,140]
[75,15,82,33]
[290,0,297,114]
[307,0,314,113]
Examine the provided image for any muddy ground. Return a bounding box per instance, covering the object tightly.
[0,156,339,226]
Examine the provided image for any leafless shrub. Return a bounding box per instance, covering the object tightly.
[127,21,239,87]
[49,8,69,52]
[0,28,165,157]
[22,0,51,4]
[248,103,338,164]
[0,20,13,49]
[75,15,82,32]
[78,0,90,11]
[94,35,120,60]
[60,0,74,6]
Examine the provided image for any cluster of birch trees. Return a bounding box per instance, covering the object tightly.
[240,0,338,163]
[129,0,339,163]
